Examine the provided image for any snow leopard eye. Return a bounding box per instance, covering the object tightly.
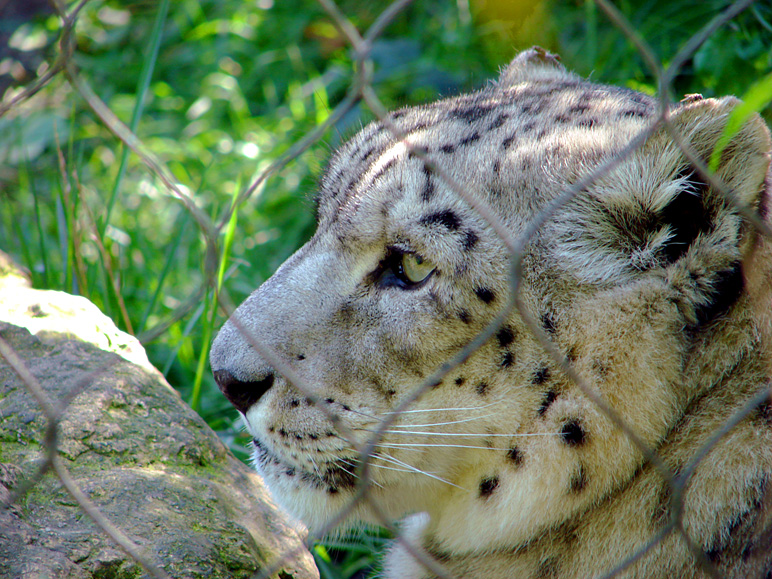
[399,252,435,284]
[372,248,436,289]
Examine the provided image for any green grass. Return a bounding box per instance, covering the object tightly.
[1,1,771,577]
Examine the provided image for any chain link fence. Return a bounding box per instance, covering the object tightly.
[1,0,771,578]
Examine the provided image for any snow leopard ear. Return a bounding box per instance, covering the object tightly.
[596,96,772,266]
[497,46,573,88]
[657,96,772,211]
[557,95,770,326]
[640,97,771,325]
[624,96,772,265]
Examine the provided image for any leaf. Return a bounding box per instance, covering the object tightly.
[709,72,772,172]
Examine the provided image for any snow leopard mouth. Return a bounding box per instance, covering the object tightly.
[251,437,358,493]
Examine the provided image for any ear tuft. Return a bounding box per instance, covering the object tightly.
[497,46,572,88]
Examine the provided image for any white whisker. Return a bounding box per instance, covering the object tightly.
[373,454,466,490]
[375,430,559,438]
[388,414,495,428]
[363,461,415,474]
[379,442,507,451]
[384,402,499,414]
[338,458,384,488]
[347,408,383,421]
[336,462,359,480]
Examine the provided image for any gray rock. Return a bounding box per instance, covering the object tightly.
[0,252,319,579]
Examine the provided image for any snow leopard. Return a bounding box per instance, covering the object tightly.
[210,48,772,578]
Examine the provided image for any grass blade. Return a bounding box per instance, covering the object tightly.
[101,0,171,235]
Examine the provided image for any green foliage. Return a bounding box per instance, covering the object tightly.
[1,1,770,577]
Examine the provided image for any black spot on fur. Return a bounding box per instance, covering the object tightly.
[554,113,572,123]
[474,287,495,304]
[560,419,586,446]
[538,390,557,415]
[502,134,516,149]
[621,107,648,118]
[757,395,772,426]
[422,178,435,201]
[478,476,500,498]
[533,367,550,385]
[497,327,515,347]
[569,103,591,114]
[578,118,597,128]
[454,377,466,386]
[569,465,587,493]
[476,382,489,396]
[488,113,509,130]
[492,159,500,173]
[507,447,524,466]
[692,261,744,326]
[421,209,461,230]
[463,230,479,249]
[501,352,514,368]
[459,132,481,146]
[458,309,472,324]
[705,476,767,563]
[421,163,435,201]
[440,143,456,154]
[360,147,376,162]
[541,312,556,333]
[406,121,431,134]
[452,104,493,123]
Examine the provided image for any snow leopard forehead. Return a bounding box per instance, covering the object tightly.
[315,66,657,235]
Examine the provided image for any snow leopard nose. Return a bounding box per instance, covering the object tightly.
[213,369,275,414]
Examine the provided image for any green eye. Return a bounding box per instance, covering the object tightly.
[400,253,435,284]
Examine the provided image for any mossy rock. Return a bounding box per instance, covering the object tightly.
[0,253,318,579]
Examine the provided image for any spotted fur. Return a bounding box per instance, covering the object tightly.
[210,48,772,578]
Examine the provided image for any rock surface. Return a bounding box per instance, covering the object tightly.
[0,252,319,579]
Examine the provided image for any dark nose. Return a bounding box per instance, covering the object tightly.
[213,369,275,414]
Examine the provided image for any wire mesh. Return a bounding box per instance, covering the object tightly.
[1,1,771,578]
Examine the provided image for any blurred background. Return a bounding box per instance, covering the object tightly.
[1,1,771,576]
